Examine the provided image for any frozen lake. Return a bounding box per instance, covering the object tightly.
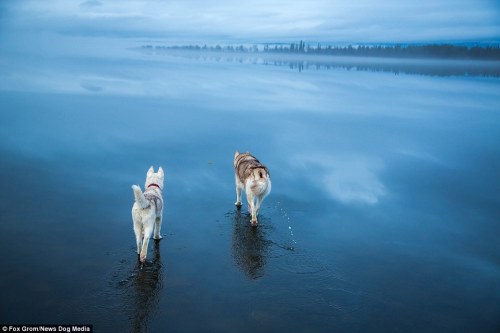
[1,39,499,332]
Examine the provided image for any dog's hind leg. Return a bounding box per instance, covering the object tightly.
[246,192,258,226]
[154,216,163,240]
[140,225,154,262]
[133,221,143,255]
[255,195,263,216]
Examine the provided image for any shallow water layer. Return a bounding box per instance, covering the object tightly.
[0,41,499,333]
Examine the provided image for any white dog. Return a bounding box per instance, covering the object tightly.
[131,166,164,262]
[234,151,271,226]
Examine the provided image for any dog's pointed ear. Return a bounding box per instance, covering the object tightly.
[158,166,164,177]
[147,166,154,176]
[235,151,240,158]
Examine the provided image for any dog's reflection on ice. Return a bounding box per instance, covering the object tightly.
[231,209,271,279]
[119,240,163,333]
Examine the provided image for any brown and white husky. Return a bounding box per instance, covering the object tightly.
[234,151,271,226]
[131,166,164,262]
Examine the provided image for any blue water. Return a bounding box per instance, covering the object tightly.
[0,39,499,332]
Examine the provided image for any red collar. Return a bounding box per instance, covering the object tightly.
[147,183,162,190]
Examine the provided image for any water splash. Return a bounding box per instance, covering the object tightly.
[275,200,297,250]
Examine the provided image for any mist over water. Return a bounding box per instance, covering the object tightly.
[1,37,499,332]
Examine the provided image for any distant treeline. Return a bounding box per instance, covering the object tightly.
[144,42,500,60]
[269,42,500,60]
[146,44,260,53]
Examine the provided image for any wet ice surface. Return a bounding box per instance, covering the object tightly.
[0,41,500,332]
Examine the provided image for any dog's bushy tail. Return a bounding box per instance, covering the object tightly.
[254,178,271,198]
[132,185,149,209]
[250,169,272,197]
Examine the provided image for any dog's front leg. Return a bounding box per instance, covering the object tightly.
[235,177,242,206]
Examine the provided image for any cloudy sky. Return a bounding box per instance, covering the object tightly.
[1,0,499,44]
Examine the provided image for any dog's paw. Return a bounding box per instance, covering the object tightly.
[154,235,163,240]
[140,254,147,262]
[235,201,242,207]
[251,219,258,227]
